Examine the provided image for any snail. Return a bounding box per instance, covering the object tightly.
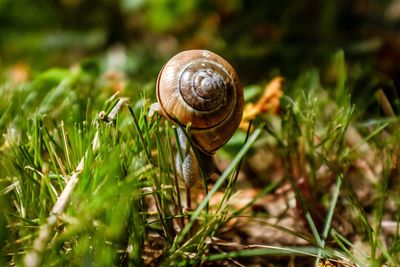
[151,50,243,188]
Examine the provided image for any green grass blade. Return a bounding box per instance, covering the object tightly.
[170,124,264,253]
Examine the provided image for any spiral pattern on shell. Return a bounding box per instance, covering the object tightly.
[156,50,243,154]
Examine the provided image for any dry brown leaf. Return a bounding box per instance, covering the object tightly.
[240,76,284,131]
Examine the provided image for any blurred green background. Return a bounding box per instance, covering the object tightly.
[2,2,400,266]
[0,0,399,101]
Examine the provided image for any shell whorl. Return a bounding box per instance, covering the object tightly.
[157,50,243,154]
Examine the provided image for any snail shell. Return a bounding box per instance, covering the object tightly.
[156,50,244,154]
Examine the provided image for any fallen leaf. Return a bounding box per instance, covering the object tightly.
[240,76,284,131]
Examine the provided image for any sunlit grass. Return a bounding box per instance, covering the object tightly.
[0,52,399,266]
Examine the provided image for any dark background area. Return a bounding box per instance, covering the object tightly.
[0,0,399,106]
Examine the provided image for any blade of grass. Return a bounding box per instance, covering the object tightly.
[314,173,344,266]
[202,246,322,261]
[127,103,172,241]
[60,121,73,172]
[331,229,364,266]
[350,122,388,153]
[23,98,127,267]
[216,121,253,213]
[126,104,151,160]
[169,124,264,254]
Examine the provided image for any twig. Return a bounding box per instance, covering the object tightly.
[24,98,128,267]
[375,89,396,118]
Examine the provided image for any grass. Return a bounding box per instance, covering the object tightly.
[0,51,399,266]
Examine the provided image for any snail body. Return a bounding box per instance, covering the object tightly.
[156,50,243,155]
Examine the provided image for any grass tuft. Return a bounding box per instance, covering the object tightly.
[0,54,399,266]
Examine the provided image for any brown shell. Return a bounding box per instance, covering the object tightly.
[156,50,243,154]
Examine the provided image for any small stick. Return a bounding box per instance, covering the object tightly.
[375,89,396,118]
[24,98,128,267]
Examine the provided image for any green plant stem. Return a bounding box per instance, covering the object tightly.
[23,98,128,267]
[314,174,344,266]
[169,124,264,255]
